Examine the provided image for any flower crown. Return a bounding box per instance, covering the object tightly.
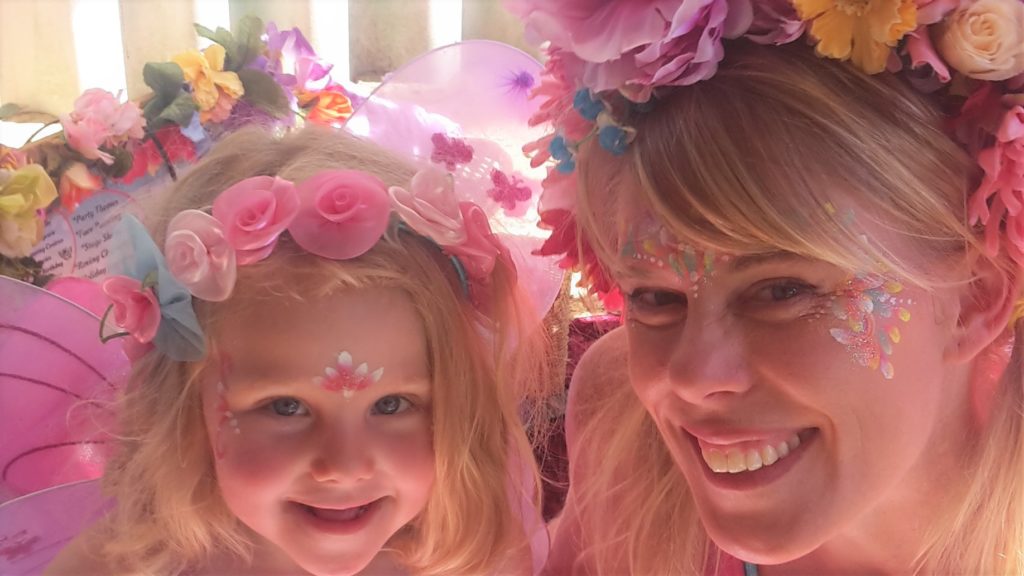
[100,166,511,362]
[508,0,1024,303]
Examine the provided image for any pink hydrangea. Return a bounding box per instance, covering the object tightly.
[59,89,146,165]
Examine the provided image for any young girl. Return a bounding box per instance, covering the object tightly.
[45,125,552,575]
[510,0,1024,574]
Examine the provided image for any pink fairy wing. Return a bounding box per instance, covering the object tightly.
[345,40,564,322]
[0,278,129,503]
[0,479,110,575]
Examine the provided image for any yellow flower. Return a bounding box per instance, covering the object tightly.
[172,45,245,122]
[794,0,917,74]
[0,164,58,258]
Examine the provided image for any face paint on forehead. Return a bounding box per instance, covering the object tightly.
[828,275,913,380]
[619,216,726,295]
[312,351,385,399]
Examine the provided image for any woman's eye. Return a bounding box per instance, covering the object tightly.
[752,280,818,303]
[627,289,686,309]
[269,397,309,417]
[373,395,412,416]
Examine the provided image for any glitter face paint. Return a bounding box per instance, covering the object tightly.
[214,355,239,460]
[828,275,913,380]
[312,351,384,398]
[619,217,723,296]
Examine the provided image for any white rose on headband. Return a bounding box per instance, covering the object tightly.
[388,167,466,246]
[935,0,1024,81]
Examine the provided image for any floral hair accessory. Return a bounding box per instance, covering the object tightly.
[100,166,509,361]
[101,215,206,362]
[508,0,1024,300]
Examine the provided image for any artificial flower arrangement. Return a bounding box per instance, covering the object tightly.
[0,16,357,286]
[507,0,1024,307]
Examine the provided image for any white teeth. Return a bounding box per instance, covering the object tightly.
[700,432,803,475]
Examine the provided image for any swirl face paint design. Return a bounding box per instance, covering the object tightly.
[312,351,384,398]
[829,275,913,380]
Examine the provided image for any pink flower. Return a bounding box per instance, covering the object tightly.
[967,106,1024,266]
[446,202,510,280]
[916,0,965,25]
[289,170,391,260]
[902,29,952,91]
[744,0,806,45]
[165,210,237,301]
[212,176,300,265]
[59,89,146,164]
[508,0,749,102]
[388,167,466,245]
[101,275,161,343]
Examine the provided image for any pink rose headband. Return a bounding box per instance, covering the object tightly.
[507,0,1024,302]
[99,166,512,362]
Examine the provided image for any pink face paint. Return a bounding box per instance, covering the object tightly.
[214,356,239,460]
[828,275,913,380]
[620,217,720,294]
[312,351,384,398]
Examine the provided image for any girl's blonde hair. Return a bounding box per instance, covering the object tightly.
[90,126,550,575]
[572,41,1024,575]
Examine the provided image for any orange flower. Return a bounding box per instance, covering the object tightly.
[59,162,103,212]
[794,0,917,74]
[299,87,354,127]
[0,146,26,172]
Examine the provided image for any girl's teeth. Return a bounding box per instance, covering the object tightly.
[700,433,803,474]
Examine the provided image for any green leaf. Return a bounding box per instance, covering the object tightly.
[143,62,185,100]
[237,68,289,118]
[226,15,265,71]
[194,23,237,55]
[0,103,22,120]
[156,93,199,127]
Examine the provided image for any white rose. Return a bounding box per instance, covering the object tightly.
[935,0,1024,81]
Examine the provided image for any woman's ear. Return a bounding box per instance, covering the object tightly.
[944,257,1021,365]
[944,255,1022,427]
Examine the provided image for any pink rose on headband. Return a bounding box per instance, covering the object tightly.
[60,89,146,164]
[388,167,467,245]
[446,202,510,280]
[507,0,751,101]
[102,276,161,343]
[165,210,237,301]
[213,176,300,265]
[289,170,391,260]
[935,0,1024,81]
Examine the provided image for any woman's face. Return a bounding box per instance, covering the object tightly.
[608,200,974,564]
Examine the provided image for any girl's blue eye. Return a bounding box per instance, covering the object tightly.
[373,395,411,415]
[270,397,308,417]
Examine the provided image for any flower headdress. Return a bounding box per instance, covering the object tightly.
[507,0,1024,302]
[100,165,514,362]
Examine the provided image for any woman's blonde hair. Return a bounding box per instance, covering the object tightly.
[90,126,551,575]
[572,41,1024,574]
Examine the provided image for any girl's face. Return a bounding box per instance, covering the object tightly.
[610,206,975,565]
[203,287,434,576]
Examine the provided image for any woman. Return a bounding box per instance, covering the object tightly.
[509,0,1024,573]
